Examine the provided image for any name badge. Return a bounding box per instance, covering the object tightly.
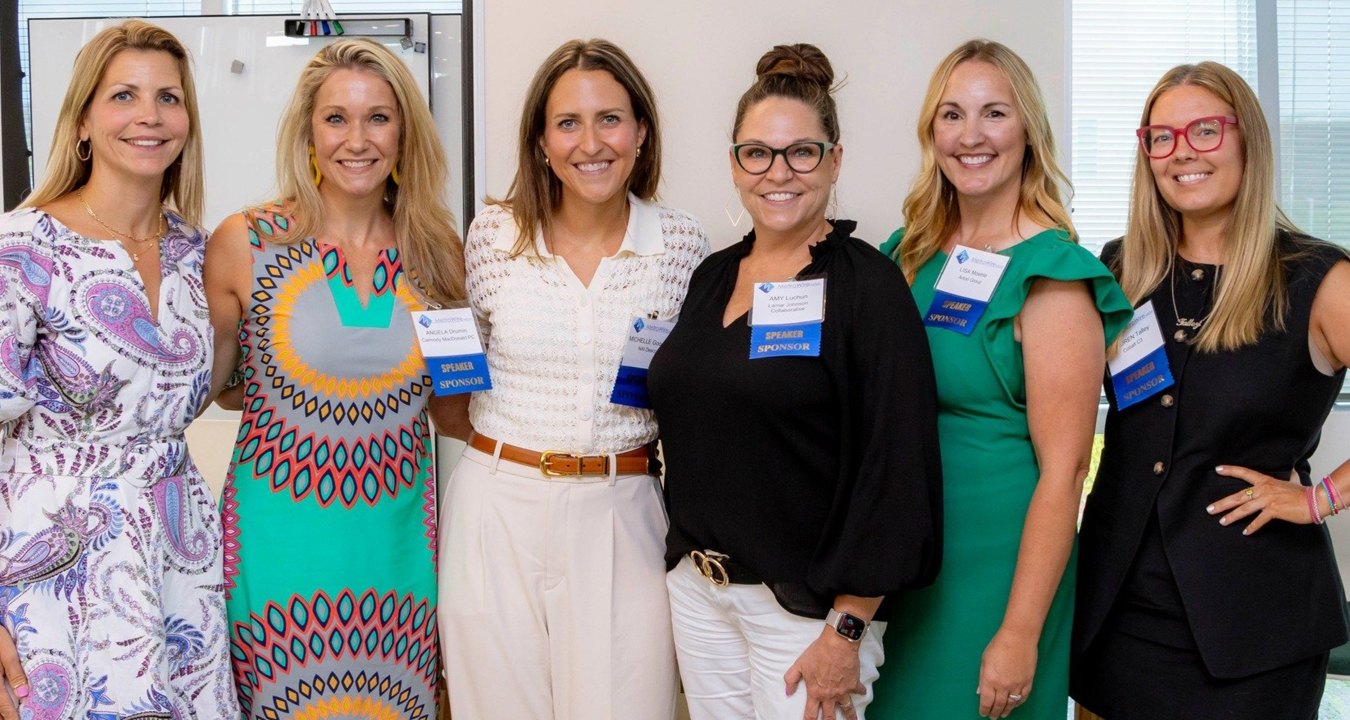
[923,245,1011,335]
[749,278,825,359]
[1108,301,1175,410]
[610,316,675,409]
[412,308,492,396]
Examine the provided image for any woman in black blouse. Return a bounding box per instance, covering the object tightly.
[648,43,942,720]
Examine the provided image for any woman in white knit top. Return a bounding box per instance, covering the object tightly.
[437,38,709,720]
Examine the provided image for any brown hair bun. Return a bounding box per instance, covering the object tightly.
[734,43,841,143]
[755,44,835,89]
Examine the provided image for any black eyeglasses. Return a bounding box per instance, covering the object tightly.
[731,141,835,175]
[1136,115,1239,159]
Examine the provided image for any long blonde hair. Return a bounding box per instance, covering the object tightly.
[21,20,204,225]
[272,39,464,306]
[1118,62,1298,352]
[897,39,1074,283]
[492,39,662,257]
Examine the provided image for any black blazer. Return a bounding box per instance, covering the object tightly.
[1074,234,1349,677]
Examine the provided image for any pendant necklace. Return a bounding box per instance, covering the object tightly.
[954,234,999,253]
[78,188,165,262]
[1169,259,1220,332]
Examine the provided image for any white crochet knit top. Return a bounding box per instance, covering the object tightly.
[465,195,710,455]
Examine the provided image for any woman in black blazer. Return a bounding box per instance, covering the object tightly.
[1072,61,1350,720]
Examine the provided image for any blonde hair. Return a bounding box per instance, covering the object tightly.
[1118,61,1298,352]
[270,38,464,306]
[22,20,204,225]
[493,38,662,257]
[897,39,1074,283]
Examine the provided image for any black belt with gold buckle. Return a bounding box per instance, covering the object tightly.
[689,550,762,586]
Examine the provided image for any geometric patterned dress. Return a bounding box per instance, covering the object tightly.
[0,208,238,718]
[221,205,439,719]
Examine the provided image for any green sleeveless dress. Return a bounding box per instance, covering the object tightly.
[221,206,440,718]
[870,229,1131,719]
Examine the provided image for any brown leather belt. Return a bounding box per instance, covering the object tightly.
[468,432,656,477]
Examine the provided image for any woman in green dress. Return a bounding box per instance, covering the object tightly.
[870,40,1131,719]
[204,40,467,717]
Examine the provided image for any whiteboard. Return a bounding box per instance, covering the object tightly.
[27,14,469,486]
[430,13,465,236]
[28,14,452,231]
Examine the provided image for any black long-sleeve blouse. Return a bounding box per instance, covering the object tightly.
[648,220,942,620]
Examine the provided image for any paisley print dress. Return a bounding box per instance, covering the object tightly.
[0,208,237,718]
[221,206,440,718]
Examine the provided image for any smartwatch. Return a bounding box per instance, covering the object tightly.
[825,608,868,642]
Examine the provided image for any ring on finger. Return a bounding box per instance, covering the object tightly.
[1245,487,1255,500]
[1008,693,1024,703]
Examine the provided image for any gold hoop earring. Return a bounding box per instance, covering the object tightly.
[308,146,322,186]
[76,138,91,162]
[391,161,401,186]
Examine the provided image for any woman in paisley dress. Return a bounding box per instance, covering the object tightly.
[204,39,466,718]
[0,20,239,719]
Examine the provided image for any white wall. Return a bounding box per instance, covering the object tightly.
[476,0,1067,250]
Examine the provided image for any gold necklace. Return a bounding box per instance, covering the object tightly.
[77,188,165,261]
[1169,259,1220,332]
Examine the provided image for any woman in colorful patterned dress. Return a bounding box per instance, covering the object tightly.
[204,40,466,718]
[0,20,239,719]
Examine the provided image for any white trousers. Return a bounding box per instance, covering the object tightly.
[439,447,678,720]
[667,556,887,720]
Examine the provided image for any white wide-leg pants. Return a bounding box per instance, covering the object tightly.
[666,556,887,720]
[439,446,677,720]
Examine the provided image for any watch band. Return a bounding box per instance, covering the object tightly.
[825,608,868,642]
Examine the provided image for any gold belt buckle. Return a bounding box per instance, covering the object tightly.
[690,550,730,587]
[540,450,582,477]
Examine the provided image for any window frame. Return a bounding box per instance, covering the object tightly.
[1068,0,1349,399]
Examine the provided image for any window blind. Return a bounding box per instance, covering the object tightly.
[1277,0,1350,248]
[1071,0,1258,252]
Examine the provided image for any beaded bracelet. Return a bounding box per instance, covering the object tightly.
[1307,486,1325,525]
[1323,476,1342,516]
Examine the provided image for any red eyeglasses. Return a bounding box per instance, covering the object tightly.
[1136,116,1239,159]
